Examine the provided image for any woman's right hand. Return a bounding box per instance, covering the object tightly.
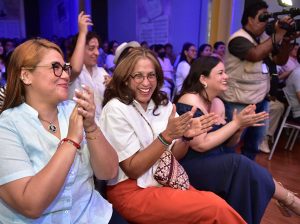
[67,105,84,144]
[161,104,195,142]
[78,11,93,35]
[184,113,218,138]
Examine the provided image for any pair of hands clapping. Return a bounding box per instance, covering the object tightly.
[162,105,218,143]
[68,85,96,144]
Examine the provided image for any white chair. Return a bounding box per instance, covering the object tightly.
[268,87,300,160]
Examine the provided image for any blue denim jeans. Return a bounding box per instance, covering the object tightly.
[223,99,269,160]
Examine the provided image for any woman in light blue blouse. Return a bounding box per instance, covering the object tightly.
[0,38,127,223]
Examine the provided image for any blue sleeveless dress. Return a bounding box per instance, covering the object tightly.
[176,102,275,224]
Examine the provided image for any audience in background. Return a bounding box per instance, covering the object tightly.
[154,44,175,99]
[197,43,212,58]
[211,41,226,61]
[0,55,5,83]
[114,41,140,66]
[4,39,15,57]
[0,41,3,57]
[0,38,127,224]
[68,12,110,121]
[165,43,177,66]
[140,41,149,49]
[175,42,197,95]
[285,66,300,123]
[98,40,109,69]
[100,47,246,224]
[105,40,119,75]
[278,43,300,82]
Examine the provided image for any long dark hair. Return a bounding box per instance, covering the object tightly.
[103,47,168,114]
[179,42,195,64]
[174,56,221,103]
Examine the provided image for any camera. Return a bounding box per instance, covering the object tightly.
[258,7,300,36]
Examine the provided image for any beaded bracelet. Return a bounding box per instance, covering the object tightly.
[59,138,81,150]
[158,133,172,146]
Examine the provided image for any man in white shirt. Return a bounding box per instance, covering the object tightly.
[68,12,110,121]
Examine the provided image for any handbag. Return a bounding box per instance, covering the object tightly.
[154,150,190,190]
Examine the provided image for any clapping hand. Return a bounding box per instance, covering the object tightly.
[233,104,269,128]
[184,113,218,138]
[73,85,97,131]
[162,104,195,142]
[68,105,84,144]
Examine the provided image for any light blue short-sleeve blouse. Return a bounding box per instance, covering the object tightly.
[0,101,112,223]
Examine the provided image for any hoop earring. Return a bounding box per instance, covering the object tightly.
[203,83,208,88]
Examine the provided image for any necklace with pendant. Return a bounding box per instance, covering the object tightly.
[39,111,58,133]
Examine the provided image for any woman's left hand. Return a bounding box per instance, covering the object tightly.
[184,113,218,138]
[73,85,97,130]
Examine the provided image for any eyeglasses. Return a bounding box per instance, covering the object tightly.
[22,62,72,78]
[130,72,157,83]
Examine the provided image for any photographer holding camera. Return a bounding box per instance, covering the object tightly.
[221,0,300,160]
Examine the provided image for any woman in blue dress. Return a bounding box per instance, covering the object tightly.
[175,56,300,224]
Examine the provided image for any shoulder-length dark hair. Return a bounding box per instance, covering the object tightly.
[197,43,212,58]
[69,31,101,58]
[103,47,168,114]
[1,38,63,113]
[179,42,195,64]
[175,56,221,103]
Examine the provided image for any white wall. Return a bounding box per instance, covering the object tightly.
[107,0,300,54]
[108,0,209,54]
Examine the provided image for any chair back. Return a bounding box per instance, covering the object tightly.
[281,87,292,125]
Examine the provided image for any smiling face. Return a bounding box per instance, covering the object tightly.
[84,37,100,68]
[185,45,197,62]
[128,58,157,110]
[202,46,212,56]
[25,49,70,104]
[201,62,228,95]
[215,44,225,57]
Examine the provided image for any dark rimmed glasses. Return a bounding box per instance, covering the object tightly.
[130,72,157,84]
[22,62,72,77]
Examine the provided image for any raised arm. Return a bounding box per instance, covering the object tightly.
[69,11,93,82]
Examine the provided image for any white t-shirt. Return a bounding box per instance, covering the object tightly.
[69,65,108,121]
[175,61,190,94]
[100,98,174,188]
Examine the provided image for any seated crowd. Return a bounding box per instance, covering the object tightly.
[0,5,300,224]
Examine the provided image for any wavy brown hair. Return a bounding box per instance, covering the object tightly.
[103,47,168,114]
[1,38,63,113]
